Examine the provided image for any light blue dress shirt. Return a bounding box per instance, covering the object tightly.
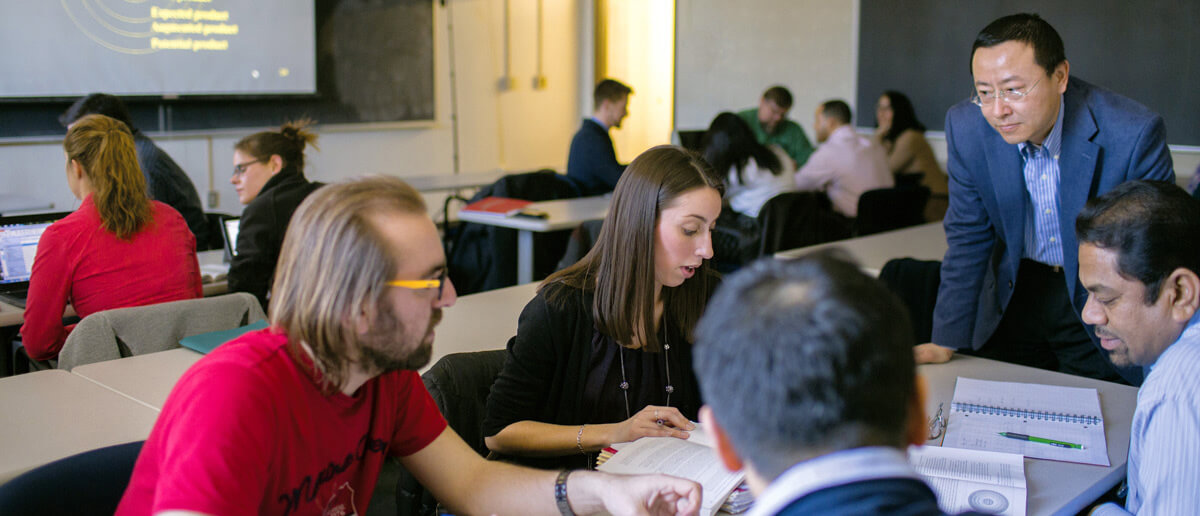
[1019,100,1066,266]
[1094,310,1200,515]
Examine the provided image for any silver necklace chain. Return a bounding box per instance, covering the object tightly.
[617,331,674,419]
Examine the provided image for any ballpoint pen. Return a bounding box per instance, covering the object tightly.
[998,431,1082,449]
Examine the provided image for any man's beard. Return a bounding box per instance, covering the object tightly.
[358,298,442,373]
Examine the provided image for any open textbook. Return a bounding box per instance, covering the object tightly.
[942,377,1109,466]
[597,425,747,516]
[909,445,1027,516]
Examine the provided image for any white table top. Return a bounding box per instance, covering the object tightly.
[424,282,538,372]
[0,370,159,483]
[72,348,204,411]
[404,171,504,192]
[777,222,947,273]
[919,355,1138,516]
[456,196,610,232]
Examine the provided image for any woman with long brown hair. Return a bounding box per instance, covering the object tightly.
[21,114,201,361]
[483,145,724,469]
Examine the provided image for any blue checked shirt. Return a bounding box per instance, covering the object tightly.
[1019,101,1066,266]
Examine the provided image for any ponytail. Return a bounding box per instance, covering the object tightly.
[63,114,152,240]
[235,118,319,173]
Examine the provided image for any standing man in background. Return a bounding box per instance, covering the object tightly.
[918,14,1174,386]
[567,79,632,196]
[61,93,210,247]
[738,86,815,167]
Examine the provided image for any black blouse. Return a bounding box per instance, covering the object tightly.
[483,282,704,470]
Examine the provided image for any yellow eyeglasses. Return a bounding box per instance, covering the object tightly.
[386,269,446,300]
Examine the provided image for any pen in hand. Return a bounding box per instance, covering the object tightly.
[998,431,1082,449]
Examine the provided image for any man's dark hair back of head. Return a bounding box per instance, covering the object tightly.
[593,79,632,109]
[972,13,1065,76]
[693,252,916,481]
[762,86,793,109]
[60,93,136,131]
[821,100,852,125]
[1076,180,1200,304]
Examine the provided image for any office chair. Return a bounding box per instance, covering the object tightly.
[0,440,144,515]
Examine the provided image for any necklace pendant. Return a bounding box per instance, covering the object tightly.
[665,385,674,394]
[619,381,630,390]
[664,344,670,350]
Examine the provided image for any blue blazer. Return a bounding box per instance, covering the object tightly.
[566,119,625,196]
[932,78,1174,384]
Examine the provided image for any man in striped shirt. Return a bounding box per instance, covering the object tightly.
[916,14,1174,385]
[1075,181,1200,515]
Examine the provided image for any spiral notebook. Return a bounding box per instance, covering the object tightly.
[942,377,1109,466]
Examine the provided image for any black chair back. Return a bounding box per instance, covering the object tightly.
[855,185,931,236]
[878,258,942,344]
[394,350,508,516]
[0,440,143,515]
[756,191,852,255]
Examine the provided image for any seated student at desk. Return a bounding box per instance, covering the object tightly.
[693,254,972,516]
[118,177,701,516]
[20,115,201,361]
[794,100,893,218]
[227,120,323,311]
[484,146,724,470]
[703,112,797,218]
[873,90,948,220]
[1076,182,1200,515]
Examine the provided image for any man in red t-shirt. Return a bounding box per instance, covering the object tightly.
[117,177,701,516]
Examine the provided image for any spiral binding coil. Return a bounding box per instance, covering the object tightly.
[951,402,1102,425]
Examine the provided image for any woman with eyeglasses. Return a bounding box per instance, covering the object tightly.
[873,90,948,220]
[227,120,323,311]
[483,145,724,470]
[20,114,201,362]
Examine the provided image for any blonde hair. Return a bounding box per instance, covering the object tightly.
[63,114,152,239]
[270,176,426,391]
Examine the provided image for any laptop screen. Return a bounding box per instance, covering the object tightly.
[0,213,70,287]
[222,217,241,259]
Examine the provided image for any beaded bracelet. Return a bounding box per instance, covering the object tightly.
[576,424,587,454]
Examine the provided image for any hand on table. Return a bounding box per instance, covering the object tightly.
[914,342,955,364]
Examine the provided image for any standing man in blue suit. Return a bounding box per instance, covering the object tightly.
[567,79,631,196]
[916,14,1174,385]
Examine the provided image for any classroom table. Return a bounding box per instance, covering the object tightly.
[776,221,947,274]
[919,355,1138,516]
[0,369,159,483]
[72,348,203,411]
[456,196,610,284]
[404,171,504,193]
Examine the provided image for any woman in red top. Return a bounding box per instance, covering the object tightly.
[20,114,202,361]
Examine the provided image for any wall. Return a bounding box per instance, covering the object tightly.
[674,0,859,139]
[0,0,583,216]
[604,0,676,161]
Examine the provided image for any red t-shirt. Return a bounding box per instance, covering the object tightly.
[117,328,448,516]
[20,195,202,360]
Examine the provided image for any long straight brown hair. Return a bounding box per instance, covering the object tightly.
[63,114,152,240]
[543,145,724,351]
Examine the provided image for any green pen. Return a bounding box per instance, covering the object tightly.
[998,431,1082,449]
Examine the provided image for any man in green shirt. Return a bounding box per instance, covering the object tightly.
[737,86,815,166]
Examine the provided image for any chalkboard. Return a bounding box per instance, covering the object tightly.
[857,1,1200,146]
[0,0,434,137]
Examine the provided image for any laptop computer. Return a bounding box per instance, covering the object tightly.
[0,211,73,308]
[220,216,240,262]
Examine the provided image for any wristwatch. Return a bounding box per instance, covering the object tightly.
[554,469,575,516]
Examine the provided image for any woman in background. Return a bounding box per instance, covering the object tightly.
[484,145,723,470]
[875,90,948,220]
[21,114,201,361]
[702,112,796,218]
[227,120,322,311]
